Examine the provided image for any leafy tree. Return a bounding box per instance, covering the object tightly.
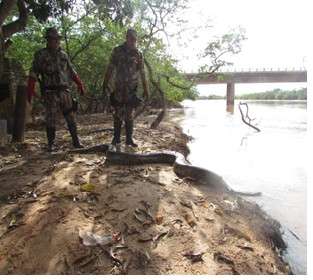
[237,88,307,100]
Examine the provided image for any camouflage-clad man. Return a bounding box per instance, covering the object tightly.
[27,27,85,152]
[102,28,149,147]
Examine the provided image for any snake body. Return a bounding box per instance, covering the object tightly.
[104,149,261,196]
[70,144,261,196]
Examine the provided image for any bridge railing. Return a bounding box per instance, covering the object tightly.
[216,67,306,73]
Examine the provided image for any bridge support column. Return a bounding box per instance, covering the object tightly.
[226,83,235,113]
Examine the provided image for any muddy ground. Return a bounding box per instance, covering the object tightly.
[0,111,291,274]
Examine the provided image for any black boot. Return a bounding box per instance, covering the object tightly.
[46,126,56,152]
[67,120,83,149]
[111,119,122,145]
[125,120,138,147]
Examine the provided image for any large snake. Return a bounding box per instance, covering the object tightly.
[70,144,261,197]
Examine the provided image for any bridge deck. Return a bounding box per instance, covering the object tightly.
[185,70,307,84]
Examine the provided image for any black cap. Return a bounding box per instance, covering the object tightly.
[44,27,62,39]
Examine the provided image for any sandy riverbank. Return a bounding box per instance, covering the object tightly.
[0,111,291,274]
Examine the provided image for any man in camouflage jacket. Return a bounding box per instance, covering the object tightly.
[27,27,85,152]
[102,28,149,147]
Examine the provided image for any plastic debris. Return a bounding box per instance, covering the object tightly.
[143,169,150,178]
[223,199,238,210]
[208,202,217,211]
[79,229,114,246]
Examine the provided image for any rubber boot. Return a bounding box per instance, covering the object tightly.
[125,120,138,147]
[67,120,83,149]
[46,126,56,152]
[111,119,122,145]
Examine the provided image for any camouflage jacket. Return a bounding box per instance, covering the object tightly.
[29,47,77,89]
[109,42,145,102]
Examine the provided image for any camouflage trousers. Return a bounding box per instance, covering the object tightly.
[44,89,76,128]
[112,103,134,123]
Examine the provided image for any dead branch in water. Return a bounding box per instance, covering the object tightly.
[238,102,261,132]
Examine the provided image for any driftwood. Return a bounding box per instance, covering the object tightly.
[238,102,261,132]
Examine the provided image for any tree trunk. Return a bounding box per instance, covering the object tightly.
[0,27,5,78]
[0,118,7,146]
[12,85,27,142]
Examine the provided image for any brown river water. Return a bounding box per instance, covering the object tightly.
[174,99,307,274]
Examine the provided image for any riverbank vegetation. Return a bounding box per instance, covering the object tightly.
[237,88,307,100]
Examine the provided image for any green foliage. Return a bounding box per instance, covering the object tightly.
[199,27,246,73]
[6,0,246,105]
[237,88,307,100]
[25,0,134,24]
[7,5,198,103]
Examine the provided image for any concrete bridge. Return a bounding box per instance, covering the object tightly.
[184,69,307,112]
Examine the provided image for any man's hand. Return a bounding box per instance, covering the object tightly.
[27,76,36,104]
[78,84,86,96]
[72,73,85,95]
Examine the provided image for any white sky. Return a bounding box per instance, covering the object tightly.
[166,0,309,95]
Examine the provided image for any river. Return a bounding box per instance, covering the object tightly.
[178,99,307,274]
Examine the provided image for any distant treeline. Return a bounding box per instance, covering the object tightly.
[197,88,307,100]
[197,95,224,100]
[237,88,307,100]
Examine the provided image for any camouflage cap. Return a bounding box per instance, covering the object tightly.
[44,27,62,39]
[126,28,137,38]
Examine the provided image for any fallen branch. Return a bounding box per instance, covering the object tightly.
[238,102,261,132]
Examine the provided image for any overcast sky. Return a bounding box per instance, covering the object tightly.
[166,0,309,95]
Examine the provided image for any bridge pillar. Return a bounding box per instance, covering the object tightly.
[226,83,235,113]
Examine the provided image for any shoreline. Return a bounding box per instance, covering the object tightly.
[168,113,292,274]
[0,111,292,274]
